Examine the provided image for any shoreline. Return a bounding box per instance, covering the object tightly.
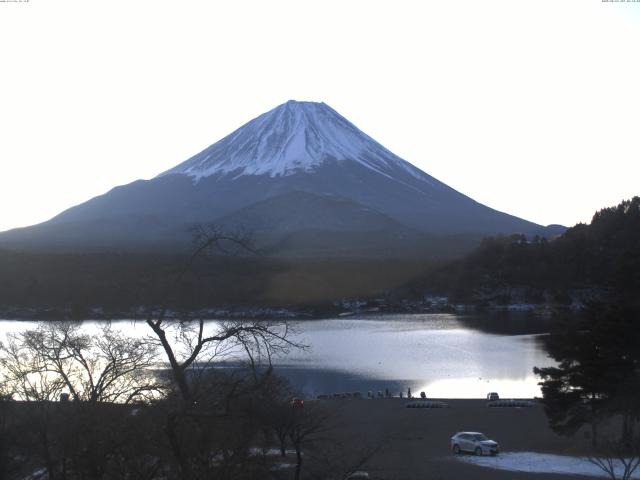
[0,301,570,322]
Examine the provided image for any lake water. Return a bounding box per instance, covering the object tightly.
[0,313,554,399]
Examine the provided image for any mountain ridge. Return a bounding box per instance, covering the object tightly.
[0,100,564,256]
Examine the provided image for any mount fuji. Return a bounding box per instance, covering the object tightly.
[0,100,562,256]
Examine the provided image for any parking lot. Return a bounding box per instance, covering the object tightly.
[317,398,598,480]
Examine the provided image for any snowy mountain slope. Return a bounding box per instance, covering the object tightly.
[160,100,425,182]
[0,100,563,256]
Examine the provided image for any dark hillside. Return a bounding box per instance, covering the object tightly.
[0,250,439,317]
[409,197,640,306]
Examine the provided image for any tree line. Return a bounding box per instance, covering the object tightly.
[0,249,437,316]
[413,196,640,306]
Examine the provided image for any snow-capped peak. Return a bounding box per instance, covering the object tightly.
[159,100,426,181]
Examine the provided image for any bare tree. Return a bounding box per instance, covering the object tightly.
[146,316,297,403]
[0,333,65,403]
[287,403,330,480]
[308,441,383,480]
[143,314,303,477]
[1,331,71,480]
[0,388,25,480]
[3,322,164,404]
[269,398,296,458]
[143,224,305,479]
[146,224,303,407]
[251,375,298,457]
[586,435,640,480]
[0,322,165,480]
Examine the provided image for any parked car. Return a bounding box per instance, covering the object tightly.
[450,432,499,455]
[487,392,500,401]
[290,398,304,408]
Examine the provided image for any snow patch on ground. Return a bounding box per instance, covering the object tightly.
[22,468,47,480]
[455,451,640,478]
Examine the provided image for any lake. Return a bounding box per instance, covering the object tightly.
[0,312,554,399]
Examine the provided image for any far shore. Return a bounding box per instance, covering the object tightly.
[0,301,570,322]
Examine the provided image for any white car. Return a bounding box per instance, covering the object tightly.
[450,431,499,456]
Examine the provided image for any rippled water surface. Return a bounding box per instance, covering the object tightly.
[0,313,554,398]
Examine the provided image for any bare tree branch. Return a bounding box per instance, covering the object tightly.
[1,322,165,404]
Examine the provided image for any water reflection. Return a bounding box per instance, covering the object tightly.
[0,313,554,399]
[276,314,553,398]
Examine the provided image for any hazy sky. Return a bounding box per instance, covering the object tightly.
[1,0,639,232]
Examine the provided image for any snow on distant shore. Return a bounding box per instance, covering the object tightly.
[455,451,640,478]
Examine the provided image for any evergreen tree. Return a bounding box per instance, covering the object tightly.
[534,300,640,446]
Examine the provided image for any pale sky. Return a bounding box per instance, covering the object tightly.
[1,0,639,232]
